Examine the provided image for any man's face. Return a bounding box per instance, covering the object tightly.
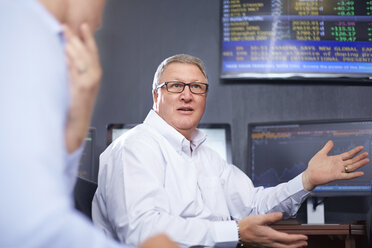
[153,62,208,140]
[68,0,106,34]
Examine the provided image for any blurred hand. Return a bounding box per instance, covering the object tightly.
[238,212,308,248]
[63,23,102,153]
[302,140,369,191]
[139,234,179,248]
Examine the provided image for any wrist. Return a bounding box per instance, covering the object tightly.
[302,171,314,191]
[236,220,244,247]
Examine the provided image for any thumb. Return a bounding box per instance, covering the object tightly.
[80,23,97,52]
[260,212,283,225]
[319,140,334,155]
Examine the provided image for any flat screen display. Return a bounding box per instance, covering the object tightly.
[221,0,372,79]
[107,123,232,163]
[248,119,372,196]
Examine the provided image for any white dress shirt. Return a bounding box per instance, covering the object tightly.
[92,110,310,247]
[0,1,126,247]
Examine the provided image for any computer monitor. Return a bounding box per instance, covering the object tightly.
[248,119,372,197]
[106,123,232,163]
[106,123,138,146]
[78,127,96,181]
[198,123,232,163]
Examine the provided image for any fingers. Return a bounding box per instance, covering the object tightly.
[66,32,87,60]
[342,152,368,170]
[342,159,369,175]
[240,214,308,248]
[63,26,85,70]
[341,145,365,160]
[263,226,308,248]
[348,151,369,164]
[351,157,370,170]
[319,140,334,155]
[342,170,364,180]
[271,232,308,248]
[63,23,99,77]
[80,23,98,53]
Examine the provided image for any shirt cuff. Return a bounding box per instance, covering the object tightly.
[210,220,239,247]
[286,173,311,208]
[288,173,310,194]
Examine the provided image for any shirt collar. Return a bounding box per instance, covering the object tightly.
[27,0,64,39]
[144,110,207,156]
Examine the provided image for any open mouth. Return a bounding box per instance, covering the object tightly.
[177,107,194,112]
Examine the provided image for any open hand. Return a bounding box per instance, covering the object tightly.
[238,212,308,248]
[302,140,369,191]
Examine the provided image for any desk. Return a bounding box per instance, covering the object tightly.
[272,224,366,248]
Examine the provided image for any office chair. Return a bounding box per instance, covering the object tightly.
[73,177,98,220]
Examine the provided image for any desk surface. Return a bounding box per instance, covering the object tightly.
[272,224,366,235]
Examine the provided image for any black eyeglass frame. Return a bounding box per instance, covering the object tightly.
[156,81,209,94]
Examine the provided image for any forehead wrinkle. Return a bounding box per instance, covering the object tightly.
[161,67,207,84]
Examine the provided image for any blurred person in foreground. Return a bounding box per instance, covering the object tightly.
[0,1,177,248]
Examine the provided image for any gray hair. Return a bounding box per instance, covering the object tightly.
[152,54,208,92]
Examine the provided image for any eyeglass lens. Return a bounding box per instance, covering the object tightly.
[166,81,207,94]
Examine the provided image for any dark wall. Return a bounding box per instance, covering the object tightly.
[91,0,372,224]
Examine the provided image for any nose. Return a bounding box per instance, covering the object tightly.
[180,85,193,102]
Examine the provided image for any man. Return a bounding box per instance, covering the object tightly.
[0,1,177,248]
[92,54,369,247]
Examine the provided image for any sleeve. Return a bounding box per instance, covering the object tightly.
[0,5,127,248]
[220,161,310,220]
[65,145,84,193]
[101,135,239,248]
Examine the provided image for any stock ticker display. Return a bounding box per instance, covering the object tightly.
[249,120,372,195]
[221,0,372,78]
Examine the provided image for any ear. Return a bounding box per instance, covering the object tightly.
[152,90,158,110]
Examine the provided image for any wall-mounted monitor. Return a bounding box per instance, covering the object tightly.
[107,123,232,163]
[221,0,372,80]
[248,119,372,197]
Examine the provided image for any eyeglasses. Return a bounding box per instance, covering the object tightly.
[156,81,209,94]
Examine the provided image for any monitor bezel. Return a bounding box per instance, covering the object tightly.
[248,118,372,197]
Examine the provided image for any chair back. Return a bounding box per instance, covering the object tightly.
[74,177,98,220]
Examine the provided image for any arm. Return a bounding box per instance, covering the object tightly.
[62,23,102,192]
[221,160,309,219]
